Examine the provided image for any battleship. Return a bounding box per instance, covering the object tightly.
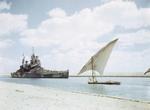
[11,52,69,78]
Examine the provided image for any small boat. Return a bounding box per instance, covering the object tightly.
[78,39,121,85]
[87,66,120,85]
[88,81,120,85]
[88,79,120,85]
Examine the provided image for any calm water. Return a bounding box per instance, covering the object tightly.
[0,76,150,102]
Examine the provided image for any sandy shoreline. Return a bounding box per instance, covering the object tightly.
[0,81,149,110]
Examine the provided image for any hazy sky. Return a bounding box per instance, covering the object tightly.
[0,0,150,75]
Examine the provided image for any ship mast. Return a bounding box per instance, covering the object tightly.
[91,56,96,82]
[32,47,35,55]
[22,53,25,65]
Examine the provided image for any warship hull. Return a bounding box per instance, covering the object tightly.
[11,70,69,78]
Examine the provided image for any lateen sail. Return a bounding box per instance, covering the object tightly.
[78,39,118,75]
[144,68,150,75]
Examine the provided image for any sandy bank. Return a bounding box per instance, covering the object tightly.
[0,81,149,110]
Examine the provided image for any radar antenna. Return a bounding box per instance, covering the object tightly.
[22,53,25,65]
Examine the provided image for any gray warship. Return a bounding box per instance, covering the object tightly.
[11,52,69,78]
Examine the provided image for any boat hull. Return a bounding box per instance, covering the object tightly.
[88,81,120,85]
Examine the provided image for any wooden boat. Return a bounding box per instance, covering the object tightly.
[88,80,120,85]
[78,39,121,85]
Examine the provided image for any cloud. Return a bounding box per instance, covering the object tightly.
[117,29,150,48]
[0,13,28,36]
[0,1,11,11]
[48,8,66,18]
[0,39,14,48]
[105,51,145,73]
[19,1,150,74]
[0,56,18,74]
[21,1,150,47]
[21,7,112,47]
[94,0,150,29]
[0,1,28,74]
[0,0,149,75]
[0,1,28,36]
[105,29,150,73]
[0,1,28,49]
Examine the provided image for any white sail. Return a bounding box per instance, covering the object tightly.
[144,68,150,75]
[78,39,118,75]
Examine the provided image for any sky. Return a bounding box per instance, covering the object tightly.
[0,0,150,75]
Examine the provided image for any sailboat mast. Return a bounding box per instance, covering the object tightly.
[91,57,94,78]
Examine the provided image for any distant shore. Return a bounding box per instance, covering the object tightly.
[0,81,149,110]
[0,73,150,78]
[1,74,150,78]
[70,75,150,77]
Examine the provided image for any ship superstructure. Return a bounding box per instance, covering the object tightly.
[11,52,69,78]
